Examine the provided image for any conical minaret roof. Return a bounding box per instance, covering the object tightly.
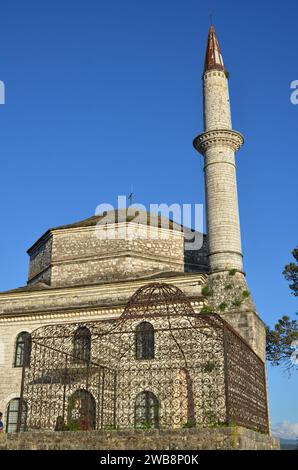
[204,25,225,72]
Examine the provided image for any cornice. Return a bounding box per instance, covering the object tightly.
[0,298,205,323]
[0,272,208,301]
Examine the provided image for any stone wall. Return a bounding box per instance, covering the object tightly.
[28,235,52,285]
[184,235,209,273]
[223,310,266,362]
[0,427,280,450]
[28,224,185,287]
[203,272,266,361]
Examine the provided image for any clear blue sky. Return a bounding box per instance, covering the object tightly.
[0,0,297,434]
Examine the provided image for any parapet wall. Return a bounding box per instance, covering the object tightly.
[0,427,280,450]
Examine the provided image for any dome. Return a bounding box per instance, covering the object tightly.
[121,282,196,320]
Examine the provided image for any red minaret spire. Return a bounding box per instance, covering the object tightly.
[204,25,225,72]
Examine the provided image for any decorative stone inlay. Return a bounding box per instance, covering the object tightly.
[193,129,244,155]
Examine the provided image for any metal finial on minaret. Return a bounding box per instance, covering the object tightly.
[128,185,134,206]
[193,24,244,273]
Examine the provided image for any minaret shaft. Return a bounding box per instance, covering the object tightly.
[204,71,232,130]
[194,27,244,273]
[204,131,243,272]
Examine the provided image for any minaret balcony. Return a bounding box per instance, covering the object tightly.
[193,129,244,155]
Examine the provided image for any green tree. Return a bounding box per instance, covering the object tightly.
[282,247,298,297]
[266,316,298,369]
[266,247,298,371]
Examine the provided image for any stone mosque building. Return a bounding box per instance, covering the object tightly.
[0,26,279,449]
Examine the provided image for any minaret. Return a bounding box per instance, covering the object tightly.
[193,25,244,274]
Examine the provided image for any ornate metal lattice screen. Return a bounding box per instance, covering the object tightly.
[224,325,268,433]
[19,283,269,434]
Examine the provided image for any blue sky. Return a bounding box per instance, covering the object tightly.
[0,0,297,434]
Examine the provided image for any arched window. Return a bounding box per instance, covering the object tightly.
[135,391,159,429]
[6,398,27,433]
[135,322,154,360]
[73,327,91,363]
[14,332,31,367]
[68,389,96,430]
